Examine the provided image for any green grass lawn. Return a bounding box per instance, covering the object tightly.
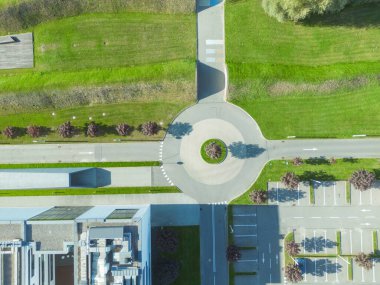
[0,186,180,196]
[226,0,380,139]
[0,12,196,143]
[152,226,200,285]
[231,158,380,204]
[0,101,192,143]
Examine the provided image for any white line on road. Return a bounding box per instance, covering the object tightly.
[234,234,257,237]
[336,258,339,282]
[269,258,272,269]
[314,258,317,283]
[323,184,326,206]
[372,259,376,282]
[314,230,317,254]
[362,267,365,282]
[360,229,363,252]
[269,243,271,254]
[262,253,265,263]
[233,214,256,217]
[206,39,224,45]
[236,259,258,263]
[233,224,257,227]
[78,151,94,155]
[303,148,318,151]
[276,182,279,205]
[293,217,304,219]
[334,182,337,206]
[329,217,340,219]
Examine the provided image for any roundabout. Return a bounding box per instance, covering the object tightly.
[162,102,269,203]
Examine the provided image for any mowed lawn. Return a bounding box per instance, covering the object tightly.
[232,158,380,204]
[226,0,380,138]
[0,12,196,92]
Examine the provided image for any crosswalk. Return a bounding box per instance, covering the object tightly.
[204,39,224,64]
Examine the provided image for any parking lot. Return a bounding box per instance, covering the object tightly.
[231,206,259,285]
[298,257,347,283]
[294,229,337,255]
[351,181,380,206]
[313,181,347,206]
[341,228,374,255]
[268,181,310,206]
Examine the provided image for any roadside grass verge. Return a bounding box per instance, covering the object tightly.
[284,232,295,266]
[226,0,380,139]
[0,161,160,168]
[152,226,200,285]
[373,231,378,254]
[346,182,351,204]
[0,186,180,196]
[309,183,315,205]
[337,231,342,255]
[0,101,192,143]
[348,257,353,281]
[231,159,380,204]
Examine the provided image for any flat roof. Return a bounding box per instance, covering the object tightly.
[107,209,138,220]
[89,226,124,240]
[29,207,92,221]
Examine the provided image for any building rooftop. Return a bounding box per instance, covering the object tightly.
[89,227,124,240]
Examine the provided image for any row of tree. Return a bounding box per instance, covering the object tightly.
[249,169,377,204]
[1,121,160,139]
[285,240,374,283]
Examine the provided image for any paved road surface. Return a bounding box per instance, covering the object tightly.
[200,204,228,285]
[0,142,160,163]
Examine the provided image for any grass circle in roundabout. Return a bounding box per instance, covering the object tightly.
[201,138,227,164]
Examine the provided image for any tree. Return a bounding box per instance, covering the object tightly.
[292,157,303,166]
[261,0,350,22]
[350,169,375,191]
[141,121,159,136]
[116,123,131,136]
[205,142,222,159]
[281,172,300,189]
[2,126,16,138]
[355,252,373,270]
[226,245,241,262]
[57,121,74,138]
[285,264,303,283]
[157,260,180,285]
[156,228,179,253]
[286,241,301,256]
[26,125,41,138]
[249,190,267,204]
[86,121,98,137]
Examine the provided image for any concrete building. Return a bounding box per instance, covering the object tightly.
[0,206,151,285]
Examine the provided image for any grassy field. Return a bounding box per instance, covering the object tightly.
[231,158,380,204]
[0,186,180,196]
[226,0,380,139]
[0,12,196,143]
[152,226,200,285]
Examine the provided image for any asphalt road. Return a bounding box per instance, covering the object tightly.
[0,142,160,163]
[200,204,228,285]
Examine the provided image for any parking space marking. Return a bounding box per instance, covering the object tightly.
[362,267,365,282]
[373,259,376,282]
[360,229,363,252]
[276,182,279,205]
[334,183,337,205]
[370,188,373,205]
[314,258,317,282]
[314,230,317,254]
[303,258,307,282]
[234,224,256,227]
[360,191,362,205]
[233,214,256,217]
[323,184,326,206]
[335,258,339,282]
[235,234,257,237]
[297,184,300,206]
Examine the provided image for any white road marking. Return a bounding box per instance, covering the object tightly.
[234,234,257,237]
[276,182,279,205]
[303,148,318,151]
[233,213,256,217]
[329,217,340,219]
[269,258,272,269]
[206,57,216,63]
[372,259,376,282]
[234,224,257,227]
[304,258,307,282]
[79,151,94,155]
[206,39,224,45]
[293,217,304,219]
[269,243,271,254]
[362,267,365,282]
[334,182,337,205]
[314,258,317,282]
[370,188,373,205]
[335,258,339,282]
[206,49,216,54]
[262,253,265,263]
[236,259,258,263]
[323,184,326,206]
[297,184,300,206]
[303,232,306,254]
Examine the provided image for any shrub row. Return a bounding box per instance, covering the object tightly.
[1,121,160,139]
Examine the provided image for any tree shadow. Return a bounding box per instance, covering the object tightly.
[302,258,342,276]
[313,180,335,188]
[268,188,306,203]
[305,157,330,165]
[228,142,265,159]
[299,171,336,182]
[301,236,337,253]
[302,2,380,28]
[167,122,193,139]
[343,157,358,163]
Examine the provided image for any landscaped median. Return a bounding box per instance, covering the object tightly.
[232,158,380,204]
